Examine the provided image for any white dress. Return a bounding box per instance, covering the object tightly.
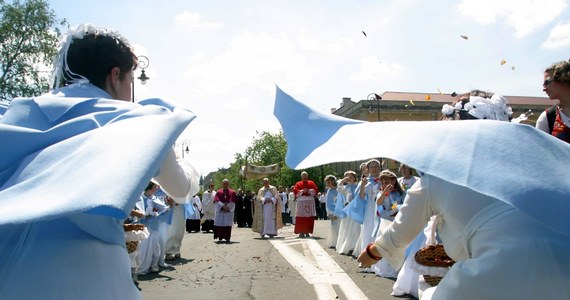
[336,183,361,254]
[358,179,380,268]
[165,203,186,256]
[138,195,170,274]
[375,175,570,299]
[325,188,340,248]
[261,190,278,236]
[201,191,215,221]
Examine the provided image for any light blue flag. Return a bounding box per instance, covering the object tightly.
[274,85,570,237]
[0,83,196,299]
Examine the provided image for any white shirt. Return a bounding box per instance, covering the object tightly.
[319,193,327,203]
[280,192,288,211]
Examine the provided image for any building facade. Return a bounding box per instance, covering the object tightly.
[325,91,552,176]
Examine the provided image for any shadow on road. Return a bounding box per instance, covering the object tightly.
[214,240,240,244]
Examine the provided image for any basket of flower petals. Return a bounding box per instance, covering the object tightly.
[414,244,456,286]
[123,224,149,253]
[123,223,145,232]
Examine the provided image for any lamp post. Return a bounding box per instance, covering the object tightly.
[367,93,382,121]
[132,55,150,102]
[181,140,191,159]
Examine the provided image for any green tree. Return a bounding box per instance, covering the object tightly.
[0,0,66,101]
[242,130,292,190]
[241,130,332,192]
[208,130,333,193]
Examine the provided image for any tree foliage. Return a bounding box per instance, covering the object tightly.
[0,0,66,101]
[211,130,333,193]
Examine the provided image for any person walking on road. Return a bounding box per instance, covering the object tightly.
[213,179,237,243]
[293,171,318,238]
[252,178,283,238]
[201,184,216,233]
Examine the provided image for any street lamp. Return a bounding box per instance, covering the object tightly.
[181,140,191,159]
[367,93,382,121]
[132,55,150,102]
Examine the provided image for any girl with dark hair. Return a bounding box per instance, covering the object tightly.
[0,24,200,299]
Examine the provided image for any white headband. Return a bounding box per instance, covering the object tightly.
[50,24,133,89]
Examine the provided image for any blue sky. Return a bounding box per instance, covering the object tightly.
[47,0,570,175]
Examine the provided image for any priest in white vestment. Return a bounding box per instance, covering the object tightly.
[252,178,283,238]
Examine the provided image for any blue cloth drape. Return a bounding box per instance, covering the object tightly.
[274,85,570,237]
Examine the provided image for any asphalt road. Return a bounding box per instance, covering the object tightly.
[139,220,416,300]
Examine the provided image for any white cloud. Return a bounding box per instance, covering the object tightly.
[297,36,354,54]
[542,22,570,49]
[350,56,406,82]
[184,31,322,96]
[457,0,566,38]
[174,11,223,30]
[178,115,280,175]
[223,96,252,110]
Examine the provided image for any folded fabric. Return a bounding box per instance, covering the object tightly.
[0,84,196,225]
[274,86,570,236]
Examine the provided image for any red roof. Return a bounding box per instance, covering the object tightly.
[379,91,552,106]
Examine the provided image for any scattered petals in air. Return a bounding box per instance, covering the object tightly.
[362,31,367,37]
[409,100,415,106]
[500,59,507,65]
[460,35,468,40]
[451,92,457,97]
[425,95,431,101]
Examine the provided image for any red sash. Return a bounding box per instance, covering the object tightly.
[552,108,570,143]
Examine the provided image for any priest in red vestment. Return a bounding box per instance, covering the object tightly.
[213,179,237,242]
[293,171,319,238]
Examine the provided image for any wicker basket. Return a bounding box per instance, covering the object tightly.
[124,224,146,253]
[423,275,443,286]
[415,244,455,267]
[414,244,455,286]
[123,223,145,232]
[126,241,139,253]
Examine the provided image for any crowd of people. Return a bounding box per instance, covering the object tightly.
[318,161,425,296]
[1,21,570,299]
[275,74,570,299]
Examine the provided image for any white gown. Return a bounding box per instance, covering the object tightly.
[336,183,361,254]
[138,195,170,274]
[165,203,186,256]
[261,190,277,236]
[375,175,570,299]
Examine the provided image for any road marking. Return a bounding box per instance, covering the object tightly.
[271,238,368,300]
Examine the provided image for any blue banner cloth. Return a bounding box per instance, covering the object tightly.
[0,83,195,299]
[274,86,570,237]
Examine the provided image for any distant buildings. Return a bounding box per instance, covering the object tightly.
[326,91,552,175]
[331,91,550,123]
